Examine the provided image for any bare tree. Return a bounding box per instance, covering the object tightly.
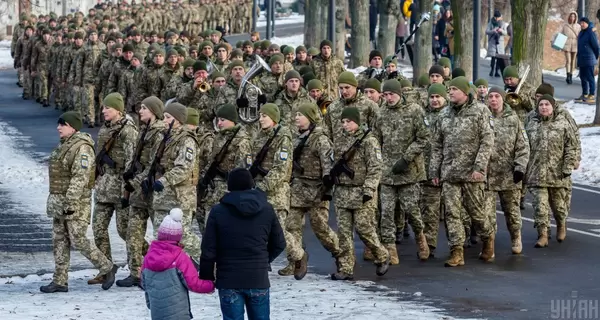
[334,1,347,59]
[349,0,369,68]
[414,0,433,84]
[376,0,400,58]
[304,0,321,48]
[585,0,600,124]
[451,0,474,79]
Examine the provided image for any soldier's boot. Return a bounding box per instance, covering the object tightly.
[557,221,567,243]
[375,254,390,276]
[277,262,294,276]
[116,275,141,287]
[463,227,472,248]
[519,197,526,210]
[331,272,354,281]
[42,99,49,107]
[385,244,399,265]
[293,252,309,280]
[403,221,410,239]
[363,247,374,261]
[478,234,495,262]
[39,282,68,293]
[428,245,436,258]
[534,228,549,248]
[101,265,119,290]
[87,274,106,285]
[416,232,430,261]
[444,246,465,267]
[511,231,523,254]
[395,231,404,244]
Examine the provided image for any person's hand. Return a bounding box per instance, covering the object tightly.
[153,181,164,192]
[432,178,440,186]
[471,171,484,181]
[362,195,372,203]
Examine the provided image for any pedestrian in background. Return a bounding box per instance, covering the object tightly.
[562,11,581,85]
[576,17,599,104]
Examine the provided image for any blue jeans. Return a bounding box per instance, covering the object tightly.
[219,288,270,320]
[580,65,596,96]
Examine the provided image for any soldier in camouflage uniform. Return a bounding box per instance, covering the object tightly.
[214,43,231,72]
[107,43,134,96]
[429,77,495,267]
[525,95,578,248]
[91,93,138,285]
[474,78,489,103]
[356,50,385,90]
[30,28,52,107]
[144,103,202,259]
[15,26,34,99]
[437,57,452,83]
[255,54,286,102]
[129,29,150,61]
[363,78,383,107]
[326,107,389,280]
[382,56,405,82]
[153,49,182,102]
[164,58,195,103]
[68,32,86,115]
[119,54,146,123]
[116,96,165,288]
[78,30,105,127]
[138,48,165,102]
[273,70,315,127]
[374,80,430,264]
[49,33,64,109]
[41,111,118,293]
[11,16,29,86]
[310,40,346,99]
[284,103,342,276]
[485,87,530,255]
[293,45,310,71]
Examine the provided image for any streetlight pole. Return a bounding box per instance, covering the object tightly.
[473,0,480,81]
[328,0,336,53]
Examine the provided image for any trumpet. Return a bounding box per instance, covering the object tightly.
[198,81,211,93]
[505,65,530,107]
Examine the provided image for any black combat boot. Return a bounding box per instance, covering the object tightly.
[101,265,119,290]
[42,99,49,107]
[375,255,391,276]
[40,282,68,293]
[331,272,354,281]
[116,275,141,288]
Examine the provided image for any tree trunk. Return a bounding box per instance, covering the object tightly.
[451,0,474,79]
[526,0,550,88]
[377,0,400,58]
[510,0,530,68]
[349,0,370,68]
[414,0,433,84]
[304,0,320,48]
[335,1,347,59]
[318,0,329,41]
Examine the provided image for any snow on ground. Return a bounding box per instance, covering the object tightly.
[563,100,595,125]
[256,12,305,28]
[562,100,600,186]
[0,40,12,70]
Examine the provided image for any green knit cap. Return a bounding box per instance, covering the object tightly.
[260,40,271,50]
[536,83,554,96]
[474,78,488,87]
[302,72,316,85]
[193,60,207,73]
[400,79,412,88]
[448,76,471,94]
[269,53,284,66]
[211,71,226,81]
[141,96,164,120]
[538,93,555,107]
[284,70,301,83]
[229,60,245,70]
[216,104,238,123]
[259,103,281,123]
[236,40,243,48]
[253,41,262,49]
[428,83,448,99]
[503,66,519,79]
[183,58,195,69]
[452,68,466,78]
[364,78,381,92]
[166,49,178,59]
[295,45,306,53]
[340,107,360,125]
[298,103,321,124]
[417,74,430,87]
[438,57,451,69]
[382,79,403,95]
[103,92,124,112]
[307,79,323,91]
[59,111,83,131]
[186,107,199,126]
[488,86,506,99]
[164,102,188,125]
[200,40,213,49]
[338,71,358,87]
[320,39,333,49]
[283,46,295,55]
[307,47,319,56]
[384,55,398,67]
[298,66,313,76]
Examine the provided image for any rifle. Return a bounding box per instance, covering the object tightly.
[197,126,240,202]
[95,120,127,179]
[249,125,281,178]
[122,120,151,206]
[292,124,315,176]
[143,120,174,197]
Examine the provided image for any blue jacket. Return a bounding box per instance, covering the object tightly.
[577,24,600,67]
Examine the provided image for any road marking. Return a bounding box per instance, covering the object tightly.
[566,217,600,225]
[572,185,600,195]
[591,229,600,233]
[496,211,600,239]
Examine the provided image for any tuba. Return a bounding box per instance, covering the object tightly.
[505,65,530,107]
[236,55,271,124]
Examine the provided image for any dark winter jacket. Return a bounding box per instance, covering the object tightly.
[199,188,286,289]
[577,23,600,67]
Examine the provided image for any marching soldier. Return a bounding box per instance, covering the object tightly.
[356,50,385,89]
[153,49,182,101]
[363,78,383,107]
[30,28,52,107]
[41,111,118,293]
[69,32,86,116]
[273,70,314,126]
[79,30,105,127]
[91,93,138,285]
[474,78,489,103]
[293,45,310,70]
[15,26,34,100]
[256,53,286,102]
[310,40,345,99]
[164,57,195,102]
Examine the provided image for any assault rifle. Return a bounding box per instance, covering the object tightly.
[95,120,127,179]
[197,126,240,202]
[122,120,151,207]
[143,120,174,196]
[292,124,315,175]
[249,125,281,178]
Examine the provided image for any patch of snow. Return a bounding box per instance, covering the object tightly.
[267,34,305,47]
[563,100,595,125]
[0,40,13,70]
[256,12,305,28]
[573,127,600,186]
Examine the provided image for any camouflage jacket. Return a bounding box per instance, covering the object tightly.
[487,105,530,191]
[203,124,252,182]
[31,40,51,73]
[273,88,315,127]
[164,74,193,102]
[255,71,284,103]
[423,104,446,182]
[79,41,105,85]
[309,54,345,99]
[374,98,429,185]
[96,55,116,97]
[107,57,130,94]
[324,92,379,149]
[356,67,385,89]
[139,62,163,100]
[154,63,182,101]
[69,45,85,86]
[130,40,150,61]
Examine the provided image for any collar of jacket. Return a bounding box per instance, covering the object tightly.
[386,96,408,109]
[451,94,474,111]
[221,124,240,135]
[342,91,362,105]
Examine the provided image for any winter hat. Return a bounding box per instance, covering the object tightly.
[384,55,398,67]
[341,107,361,125]
[230,49,243,59]
[193,60,208,73]
[259,103,280,123]
[302,72,316,85]
[536,83,555,96]
[295,45,307,53]
[580,16,591,24]
[369,50,383,62]
[364,78,381,92]
[103,92,124,112]
[141,96,164,120]
[429,65,445,76]
[132,53,143,63]
[166,49,178,59]
[298,66,313,76]
[400,79,413,88]
[260,40,271,50]
[488,86,506,99]
[538,93,555,107]
[253,41,262,50]
[382,79,403,96]
[503,66,519,79]
[474,78,488,87]
[229,60,245,70]
[448,76,471,95]
[307,79,324,91]
[417,74,430,87]
[320,39,333,49]
[227,168,255,191]
[269,53,284,66]
[164,102,188,124]
[183,58,195,69]
[285,70,301,83]
[216,104,238,123]
[438,57,451,69]
[494,10,502,18]
[211,71,226,81]
[242,40,252,47]
[200,40,213,49]
[338,71,358,87]
[452,67,466,78]
[157,208,184,242]
[307,47,319,56]
[298,103,321,123]
[186,107,199,126]
[175,46,187,57]
[428,83,448,99]
[123,43,134,53]
[283,46,295,55]
[58,111,83,131]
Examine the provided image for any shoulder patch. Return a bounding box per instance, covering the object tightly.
[489,116,494,128]
[424,118,430,127]
[185,147,194,161]
[279,147,289,161]
[80,154,89,169]
[246,154,253,167]
[375,148,382,160]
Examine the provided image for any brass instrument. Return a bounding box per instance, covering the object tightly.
[199,60,219,93]
[198,81,211,93]
[236,55,271,124]
[319,100,331,116]
[505,65,530,107]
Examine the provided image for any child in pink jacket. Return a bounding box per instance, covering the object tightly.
[141,208,214,320]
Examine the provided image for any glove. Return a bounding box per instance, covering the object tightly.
[388,71,398,79]
[124,182,135,193]
[563,172,571,179]
[257,94,267,105]
[321,194,333,201]
[141,179,151,194]
[236,97,249,108]
[122,169,135,181]
[513,171,524,184]
[322,175,335,188]
[362,195,372,204]
[120,198,130,209]
[153,180,164,192]
[63,209,75,215]
[392,159,409,174]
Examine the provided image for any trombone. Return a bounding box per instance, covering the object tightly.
[505,65,530,107]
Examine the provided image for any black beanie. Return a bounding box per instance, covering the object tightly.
[227,168,255,191]
[369,50,382,62]
[429,65,445,76]
[320,39,333,49]
[452,68,466,78]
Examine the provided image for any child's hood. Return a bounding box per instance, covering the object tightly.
[144,241,183,272]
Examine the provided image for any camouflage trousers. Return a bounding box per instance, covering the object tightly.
[529,187,570,230]
[485,189,522,235]
[275,209,305,262]
[20,68,32,98]
[52,217,113,286]
[421,184,443,248]
[97,91,106,126]
[442,182,492,247]
[127,206,152,278]
[287,206,341,259]
[72,85,83,115]
[53,77,62,106]
[92,202,129,263]
[82,84,96,126]
[36,70,49,101]
[197,179,228,234]
[379,183,424,244]
[335,200,388,275]
[153,209,201,258]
